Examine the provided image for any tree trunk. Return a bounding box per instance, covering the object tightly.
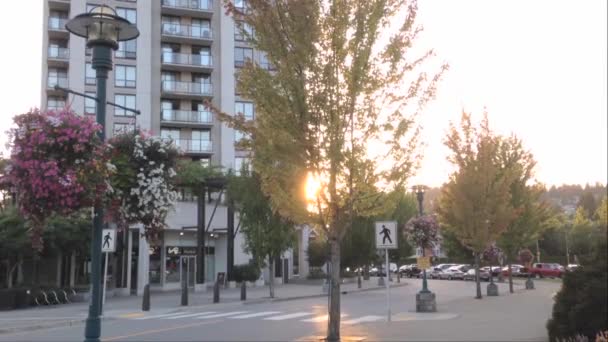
[70,252,76,287]
[17,254,23,285]
[327,239,341,342]
[268,258,275,298]
[474,253,482,299]
[508,263,514,293]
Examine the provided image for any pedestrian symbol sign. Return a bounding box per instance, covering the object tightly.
[101,229,116,253]
[375,221,397,249]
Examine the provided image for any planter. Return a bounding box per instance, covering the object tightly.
[227,281,237,289]
[255,279,265,287]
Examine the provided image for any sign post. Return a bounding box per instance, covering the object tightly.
[375,221,397,322]
[101,229,116,315]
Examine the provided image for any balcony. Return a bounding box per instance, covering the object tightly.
[161,52,213,72]
[48,17,69,39]
[164,138,213,154]
[161,23,212,44]
[47,77,68,95]
[161,0,213,18]
[161,81,213,99]
[47,47,69,67]
[48,0,70,11]
[161,110,213,127]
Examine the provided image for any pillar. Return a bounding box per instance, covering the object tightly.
[69,252,76,287]
[126,228,133,293]
[137,226,150,296]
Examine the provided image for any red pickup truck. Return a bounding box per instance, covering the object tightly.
[528,263,564,278]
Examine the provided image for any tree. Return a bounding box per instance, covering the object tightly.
[388,190,417,264]
[577,191,598,220]
[227,169,295,298]
[441,229,473,263]
[495,135,551,293]
[218,1,446,339]
[437,112,515,299]
[0,206,28,288]
[597,196,608,228]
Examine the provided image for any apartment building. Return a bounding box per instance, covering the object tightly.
[40,0,311,295]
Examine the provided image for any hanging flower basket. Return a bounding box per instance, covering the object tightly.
[2,109,109,250]
[483,243,502,264]
[404,215,441,250]
[518,248,534,267]
[106,130,179,240]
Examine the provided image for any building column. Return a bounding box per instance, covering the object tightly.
[137,226,150,296]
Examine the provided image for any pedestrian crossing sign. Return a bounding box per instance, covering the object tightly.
[375,221,397,249]
[101,229,116,253]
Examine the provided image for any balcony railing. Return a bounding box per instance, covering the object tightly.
[162,0,213,11]
[161,81,212,95]
[48,17,68,31]
[162,52,213,68]
[161,23,213,40]
[164,138,213,153]
[48,47,69,59]
[48,76,68,88]
[162,110,213,124]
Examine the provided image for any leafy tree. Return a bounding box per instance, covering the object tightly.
[577,191,598,220]
[495,135,551,293]
[218,0,446,339]
[437,112,515,299]
[441,229,473,263]
[597,196,608,228]
[0,206,28,288]
[307,238,329,268]
[388,191,417,264]
[227,169,295,298]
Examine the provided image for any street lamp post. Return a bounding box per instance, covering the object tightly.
[412,185,436,312]
[413,185,429,293]
[65,6,138,342]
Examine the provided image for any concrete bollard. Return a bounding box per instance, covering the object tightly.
[142,284,150,311]
[181,280,188,306]
[240,282,246,301]
[213,282,220,303]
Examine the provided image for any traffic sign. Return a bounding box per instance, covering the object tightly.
[417,256,431,270]
[375,221,398,249]
[101,229,116,253]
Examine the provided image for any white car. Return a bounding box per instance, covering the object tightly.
[439,265,470,280]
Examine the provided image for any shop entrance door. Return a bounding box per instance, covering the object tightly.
[179,256,196,288]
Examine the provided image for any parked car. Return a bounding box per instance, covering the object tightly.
[463,268,490,281]
[430,264,459,279]
[528,263,564,278]
[501,264,526,277]
[369,263,398,277]
[566,264,580,272]
[439,265,469,280]
[416,267,435,278]
[399,264,422,278]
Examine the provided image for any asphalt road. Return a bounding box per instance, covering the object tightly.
[0,279,560,341]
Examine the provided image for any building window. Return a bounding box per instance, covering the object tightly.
[115,65,136,87]
[191,18,211,39]
[47,97,65,111]
[116,7,137,24]
[114,94,136,116]
[116,40,136,59]
[234,0,248,10]
[235,102,254,120]
[234,157,250,175]
[235,48,253,68]
[259,53,274,70]
[48,68,67,88]
[234,21,254,41]
[161,129,181,145]
[113,123,135,135]
[85,63,96,85]
[85,92,96,115]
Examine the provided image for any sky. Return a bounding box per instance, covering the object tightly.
[0,0,606,188]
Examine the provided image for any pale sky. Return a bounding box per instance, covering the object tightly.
[0,0,606,188]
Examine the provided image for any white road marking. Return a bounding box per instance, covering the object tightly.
[135,312,189,320]
[195,311,249,319]
[264,312,314,321]
[229,311,282,319]
[342,315,384,324]
[166,312,217,319]
[301,314,348,323]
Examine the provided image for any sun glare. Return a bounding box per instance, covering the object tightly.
[305,172,321,202]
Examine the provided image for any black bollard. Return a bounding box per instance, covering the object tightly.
[240,282,246,301]
[397,272,401,283]
[181,279,188,306]
[213,281,220,303]
[142,284,150,311]
[357,274,362,289]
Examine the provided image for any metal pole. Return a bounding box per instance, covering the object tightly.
[84,44,111,342]
[565,230,570,265]
[385,248,391,322]
[101,252,108,315]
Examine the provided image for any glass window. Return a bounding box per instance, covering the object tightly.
[234,0,247,10]
[235,48,253,67]
[234,157,250,175]
[85,92,96,115]
[114,94,136,116]
[161,129,181,140]
[85,63,96,85]
[235,102,254,120]
[116,40,137,59]
[115,65,136,87]
[234,21,254,41]
[47,97,65,111]
[113,123,135,135]
[191,19,211,38]
[116,7,137,24]
[259,53,274,70]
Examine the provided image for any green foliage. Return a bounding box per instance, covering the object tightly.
[307,238,329,268]
[227,169,294,267]
[441,229,473,263]
[174,159,223,188]
[546,235,607,341]
[340,216,376,269]
[232,262,261,283]
[577,191,598,220]
[0,206,29,260]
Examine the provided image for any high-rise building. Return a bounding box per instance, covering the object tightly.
[40,0,310,294]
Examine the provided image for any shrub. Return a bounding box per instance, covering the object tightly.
[232,263,261,283]
[307,239,328,268]
[307,267,326,280]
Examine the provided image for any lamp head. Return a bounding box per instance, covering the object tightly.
[65,5,139,50]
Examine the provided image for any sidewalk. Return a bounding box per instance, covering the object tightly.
[0,277,403,334]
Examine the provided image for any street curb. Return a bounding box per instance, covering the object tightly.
[0,316,116,335]
[243,283,409,305]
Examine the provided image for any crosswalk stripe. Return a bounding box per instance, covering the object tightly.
[167,312,217,319]
[342,315,384,325]
[229,311,282,319]
[135,312,188,320]
[195,311,249,319]
[264,312,314,321]
[301,314,348,323]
